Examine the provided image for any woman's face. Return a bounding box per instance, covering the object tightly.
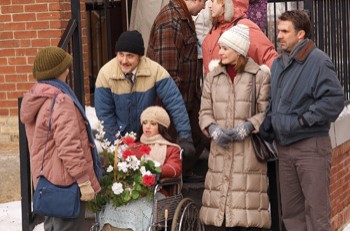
[208,0,225,18]
[142,120,159,137]
[218,43,240,65]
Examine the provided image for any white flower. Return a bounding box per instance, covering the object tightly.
[140,166,147,175]
[112,182,123,195]
[106,165,114,173]
[127,156,140,171]
[124,131,137,139]
[142,170,152,177]
[153,160,161,168]
[118,161,129,173]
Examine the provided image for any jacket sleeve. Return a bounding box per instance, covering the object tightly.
[156,77,192,137]
[161,146,182,178]
[52,95,89,184]
[94,71,119,143]
[302,58,344,125]
[147,20,181,85]
[199,74,216,137]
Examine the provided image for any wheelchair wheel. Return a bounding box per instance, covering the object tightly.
[171,198,204,231]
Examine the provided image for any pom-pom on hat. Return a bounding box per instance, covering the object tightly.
[140,106,171,128]
[115,30,145,56]
[32,46,72,80]
[218,24,250,57]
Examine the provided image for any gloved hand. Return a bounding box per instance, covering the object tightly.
[78,180,95,201]
[226,121,254,142]
[208,124,232,148]
[177,136,196,160]
[259,115,275,143]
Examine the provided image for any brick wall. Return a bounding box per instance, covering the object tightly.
[331,140,350,230]
[0,0,89,118]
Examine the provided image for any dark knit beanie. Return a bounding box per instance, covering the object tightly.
[32,46,72,80]
[115,30,145,56]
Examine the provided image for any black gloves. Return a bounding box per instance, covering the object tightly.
[259,115,275,143]
[177,136,196,159]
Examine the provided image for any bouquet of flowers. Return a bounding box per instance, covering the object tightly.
[87,121,162,212]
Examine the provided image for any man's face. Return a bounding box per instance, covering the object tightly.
[189,0,206,16]
[116,52,140,74]
[277,20,304,53]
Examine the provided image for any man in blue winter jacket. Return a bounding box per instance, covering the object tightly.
[94,30,195,159]
[260,10,344,231]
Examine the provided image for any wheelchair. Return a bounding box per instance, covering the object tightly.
[90,176,204,231]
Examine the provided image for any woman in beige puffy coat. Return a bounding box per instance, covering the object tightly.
[199,24,271,230]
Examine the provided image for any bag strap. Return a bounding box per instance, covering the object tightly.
[39,94,58,175]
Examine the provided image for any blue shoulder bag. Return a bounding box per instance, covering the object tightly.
[33,94,80,218]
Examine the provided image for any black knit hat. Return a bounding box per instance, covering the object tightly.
[115,30,145,56]
[32,46,72,80]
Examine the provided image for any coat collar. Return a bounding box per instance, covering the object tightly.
[294,40,315,62]
[277,40,316,63]
[211,58,261,77]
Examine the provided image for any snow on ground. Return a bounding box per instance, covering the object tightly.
[0,201,43,231]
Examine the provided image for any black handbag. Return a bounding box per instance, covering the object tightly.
[250,75,278,162]
[33,95,80,218]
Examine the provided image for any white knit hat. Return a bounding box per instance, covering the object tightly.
[218,24,250,57]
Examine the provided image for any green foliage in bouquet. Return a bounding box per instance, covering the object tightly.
[87,122,162,212]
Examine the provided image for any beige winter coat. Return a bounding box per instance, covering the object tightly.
[199,58,271,228]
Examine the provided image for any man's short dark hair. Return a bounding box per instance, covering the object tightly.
[279,10,312,39]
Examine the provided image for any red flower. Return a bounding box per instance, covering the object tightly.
[142,174,156,187]
[122,149,134,159]
[139,145,151,155]
[123,137,135,145]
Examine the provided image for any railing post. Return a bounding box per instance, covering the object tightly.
[268,161,283,231]
[19,97,44,231]
[71,0,85,106]
[19,97,31,231]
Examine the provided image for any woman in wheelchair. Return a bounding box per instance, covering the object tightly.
[99,106,182,231]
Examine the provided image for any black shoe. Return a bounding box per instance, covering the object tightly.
[183,173,204,183]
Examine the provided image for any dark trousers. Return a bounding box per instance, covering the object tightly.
[183,96,210,173]
[277,136,332,231]
[168,95,210,173]
[44,201,86,231]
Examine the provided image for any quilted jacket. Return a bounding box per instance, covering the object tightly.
[199,58,271,228]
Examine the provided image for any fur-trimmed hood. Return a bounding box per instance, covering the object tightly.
[220,0,248,22]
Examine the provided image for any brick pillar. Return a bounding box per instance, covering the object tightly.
[330,140,350,230]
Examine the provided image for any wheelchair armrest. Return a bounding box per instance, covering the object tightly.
[154,177,182,196]
[158,177,181,187]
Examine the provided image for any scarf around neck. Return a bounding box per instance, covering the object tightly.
[140,134,181,165]
[38,78,103,179]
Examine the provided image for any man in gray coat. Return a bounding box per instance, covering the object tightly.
[260,10,344,231]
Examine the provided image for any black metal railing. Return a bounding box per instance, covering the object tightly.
[18,1,84,230]
[267,0,350,101]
